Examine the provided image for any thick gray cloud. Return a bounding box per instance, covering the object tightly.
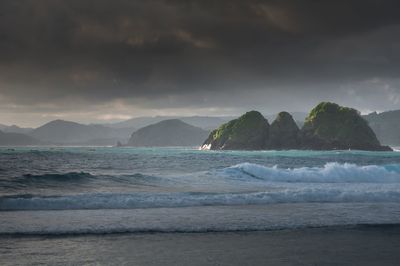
[0,0,400,126]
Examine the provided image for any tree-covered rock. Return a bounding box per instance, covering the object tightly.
[201,111,269,150]
[268,112,300,149]
[201,102,392,151]
[300,102,391,151]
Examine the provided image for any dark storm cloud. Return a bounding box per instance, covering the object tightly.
[1,0,400,118]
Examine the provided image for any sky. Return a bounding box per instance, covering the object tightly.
[1,0,400,127]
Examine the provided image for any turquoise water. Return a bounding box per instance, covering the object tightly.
[1,147,400,234]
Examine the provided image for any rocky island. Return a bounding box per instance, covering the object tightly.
[267,111,300,149]
[201,111,269,150]
[201,102,392,151]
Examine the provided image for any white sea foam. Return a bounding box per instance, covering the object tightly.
[2,163,400,211]
[224,162,400,183]
[1,187,400,211]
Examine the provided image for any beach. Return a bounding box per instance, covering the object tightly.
[1,225,400,265]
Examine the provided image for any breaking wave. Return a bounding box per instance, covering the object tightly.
[2,162,400,211]
[224,162,400,183]
[1,188,400,211]
[21,172,95,181]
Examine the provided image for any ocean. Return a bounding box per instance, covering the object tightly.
[1,147,400,265]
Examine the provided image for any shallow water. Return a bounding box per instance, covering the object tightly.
[2,225,400,266]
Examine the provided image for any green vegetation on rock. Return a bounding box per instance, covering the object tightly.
[202,102,392,151]
[268,112,300,149]
[202,111,269,150]
[301,102,390,150]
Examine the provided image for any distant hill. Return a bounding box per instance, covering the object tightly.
[363,110,400,146]
[127,119,210,147]
[0,130,40,146]
[29,120,134,145]
[109,116,235,130]
[0,124,33,134]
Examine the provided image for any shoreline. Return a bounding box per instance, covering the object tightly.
[1,224,400,265]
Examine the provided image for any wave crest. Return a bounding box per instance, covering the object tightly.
[1,188,400,211]
[224,162,400,183]
[22,172,94,181]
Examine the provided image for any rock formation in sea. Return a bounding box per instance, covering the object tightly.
[201,111,269,150]
[300,102,391,151]
[267,112,300,149]
[201,102,392,151]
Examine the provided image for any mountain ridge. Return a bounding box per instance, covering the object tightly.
[0,130,40,146]
[363,110,400,146]
[29,119,134,145]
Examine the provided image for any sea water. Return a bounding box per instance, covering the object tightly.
[1,147,400,235]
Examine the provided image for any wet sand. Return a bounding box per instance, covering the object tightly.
[1,225,400,265]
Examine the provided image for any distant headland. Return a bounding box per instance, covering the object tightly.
[201,102,392,151]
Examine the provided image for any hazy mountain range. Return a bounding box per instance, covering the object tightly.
[0,116,236,146]
[363,110,400,146]
[0,124,33,134]
[28,120,135,145]
[108,116,236,131]
[0,130,40,146]
[1,110,400,146]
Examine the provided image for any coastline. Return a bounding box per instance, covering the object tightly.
[1,224,400,265]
